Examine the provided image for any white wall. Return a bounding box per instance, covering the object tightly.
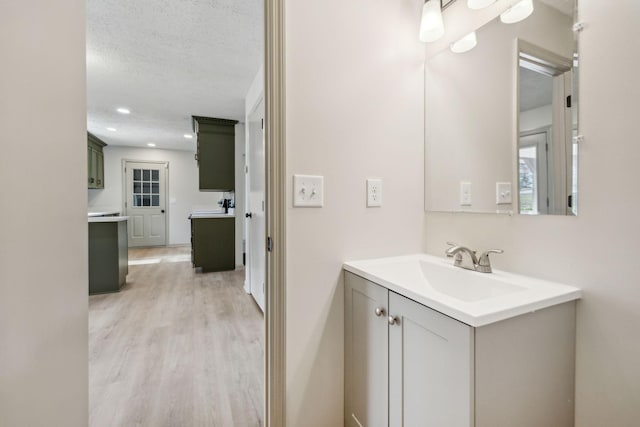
[0,1,88,425]
[284,0,426,425]
[520,104,552,131]
[89,146,223,245]
[424,2,640,426]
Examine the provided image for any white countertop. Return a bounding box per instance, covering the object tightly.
[88,210,120,217]
[189,211,235,219]
[344,253,582,327]
[89,216,129,223]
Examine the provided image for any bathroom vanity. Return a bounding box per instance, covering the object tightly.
[344,254,581,427]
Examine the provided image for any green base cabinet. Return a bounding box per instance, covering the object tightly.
[190,217,235,272]
[89,220,128,294]
[192,116,238,191]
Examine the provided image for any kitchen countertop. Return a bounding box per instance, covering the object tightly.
[89,216,129,223]
[189,211,235,219]
[88,210,120,217]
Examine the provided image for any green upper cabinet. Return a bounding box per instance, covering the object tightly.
[88,132,106,189]
[192,116,238,191]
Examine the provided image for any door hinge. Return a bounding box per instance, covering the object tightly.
[261,118,264,130]
[566,95,572,108]
[546,197,550,208]
[267,236,273,252]
[568,194,573,208]
[245,165,249,174]
[125,201,127,208]
[545,143,549,152]
[262,200,265,212]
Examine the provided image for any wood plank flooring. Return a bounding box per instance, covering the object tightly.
[89,246,264,427]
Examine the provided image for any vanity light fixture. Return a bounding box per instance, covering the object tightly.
[419,0,445,43]
[116,107,130,114]
[106,127,117,132]
[450,31,477,53]
[184,134,193,139]
[147,143,156,147]
[500,0,534,24]
[467,0,496,9]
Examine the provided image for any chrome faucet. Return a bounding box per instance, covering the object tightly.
[445,242,503,273]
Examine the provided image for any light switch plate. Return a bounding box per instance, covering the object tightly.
[496,182,512,204]
[460,181,472,206]
[367,178,383,207]
[293,174,324,207]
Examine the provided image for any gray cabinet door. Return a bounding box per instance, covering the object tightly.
[389,292,474,427]
[345,272,389,427]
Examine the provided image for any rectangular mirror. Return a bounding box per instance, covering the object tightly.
[424,0,578,215]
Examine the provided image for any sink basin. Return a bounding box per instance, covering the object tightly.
[418,260,526,302]
[343,254,581,326]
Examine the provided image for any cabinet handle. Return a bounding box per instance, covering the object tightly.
[374,307,385,317]
[388,315,399,325]
[89,178,95,183]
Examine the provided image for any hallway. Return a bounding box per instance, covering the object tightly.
[89,246,263,427]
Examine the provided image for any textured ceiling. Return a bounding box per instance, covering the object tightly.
[87,0,263,151]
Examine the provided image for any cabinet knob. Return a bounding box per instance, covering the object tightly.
[388,315,399,325]
[374,307,385,317]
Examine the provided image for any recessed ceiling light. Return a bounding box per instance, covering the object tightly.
[184,134,193,139]
[116,107,130,114]
[106,127,117,132]
[147,143,156,147]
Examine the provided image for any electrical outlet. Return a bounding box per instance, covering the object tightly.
[496,182,512,204]
[367,178,383,207]
[293,174,324,207]
[460,181,472,206]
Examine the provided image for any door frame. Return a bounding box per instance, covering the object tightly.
[121,159,170,247]
[265,0,286,424]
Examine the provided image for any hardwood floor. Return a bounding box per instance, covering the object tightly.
[89,246,264,427]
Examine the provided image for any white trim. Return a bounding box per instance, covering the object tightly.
[265,0,286,425]
[122,159,170,247]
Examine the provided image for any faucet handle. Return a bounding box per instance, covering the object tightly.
[477,249,504,272]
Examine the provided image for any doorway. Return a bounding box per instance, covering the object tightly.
[123,160,168,247]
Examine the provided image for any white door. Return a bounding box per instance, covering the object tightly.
[519,130,550,215]
[246,98,265,311]
[124,161,167,247]
[389,291,474,427]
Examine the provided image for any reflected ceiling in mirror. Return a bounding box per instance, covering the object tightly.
[424,0,578,215]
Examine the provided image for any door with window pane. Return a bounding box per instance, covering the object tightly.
[125,161,167,247]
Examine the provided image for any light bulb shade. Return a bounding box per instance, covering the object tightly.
[500,0,534,24]
[419,0,445,43]
[450,31,477,53]
[467,0,497,10]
